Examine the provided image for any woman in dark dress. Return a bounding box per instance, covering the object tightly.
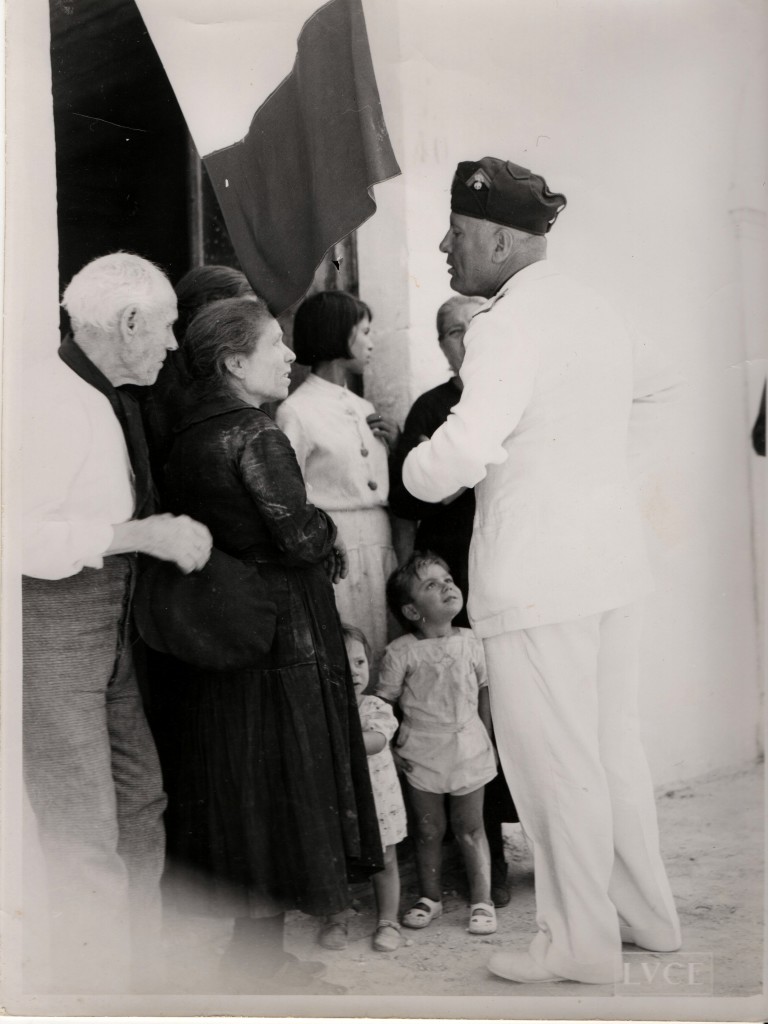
[155,295,382,992]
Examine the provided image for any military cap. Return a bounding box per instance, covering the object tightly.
[450,157,567,235]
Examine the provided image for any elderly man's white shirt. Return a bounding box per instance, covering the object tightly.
[23,358,135,580]
[402,260,654,635]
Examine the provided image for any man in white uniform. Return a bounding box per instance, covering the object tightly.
[23,253,212,991]
[402,158,681,984]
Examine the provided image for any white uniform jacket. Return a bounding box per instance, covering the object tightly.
[402,260,654,636]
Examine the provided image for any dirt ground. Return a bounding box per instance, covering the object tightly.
[164,761,763,1008]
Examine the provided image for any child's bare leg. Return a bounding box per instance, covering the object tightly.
[372,844,400,922]
[407,785,446,902]
[450,788,492,905]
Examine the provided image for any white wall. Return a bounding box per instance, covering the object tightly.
[358,0,767,785]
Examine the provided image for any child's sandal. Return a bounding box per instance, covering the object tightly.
[402,896,443,929]
[468,901,497,935]
[318,917,349,950]
[373,919,402,952]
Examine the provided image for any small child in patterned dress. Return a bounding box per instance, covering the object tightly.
[319,624,407,953]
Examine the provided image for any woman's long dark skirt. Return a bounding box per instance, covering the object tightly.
[151,561,383,919]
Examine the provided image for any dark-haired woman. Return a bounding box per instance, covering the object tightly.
[155,295,382,993]
[276,291,400,666]
[142,264,253,481]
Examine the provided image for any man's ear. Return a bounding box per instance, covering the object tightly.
[119,305,140,339]
[402,603,421,624]
[491,226,514,264]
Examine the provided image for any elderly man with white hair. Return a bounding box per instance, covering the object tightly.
[23,252,212,992]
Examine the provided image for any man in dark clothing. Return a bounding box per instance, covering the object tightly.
[389,296,482,612]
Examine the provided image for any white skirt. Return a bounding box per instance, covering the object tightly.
[329,507,398,666]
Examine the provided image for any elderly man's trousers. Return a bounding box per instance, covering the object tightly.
[23,556,167,993]
[483,605,681,984]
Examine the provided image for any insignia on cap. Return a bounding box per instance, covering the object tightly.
[465,167,492,191]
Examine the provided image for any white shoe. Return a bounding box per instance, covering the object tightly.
[402,896,442,929]
[488,951,567,984]
[468,901,497,935]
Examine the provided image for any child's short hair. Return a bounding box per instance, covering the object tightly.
[341,623,372,664]
[386,551,452,630]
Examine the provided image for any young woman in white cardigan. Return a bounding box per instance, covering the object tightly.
[276,291,400,666]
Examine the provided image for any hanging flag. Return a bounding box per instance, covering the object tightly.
[135,0,400,316]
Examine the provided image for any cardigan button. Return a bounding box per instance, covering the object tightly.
[367,480,378,491]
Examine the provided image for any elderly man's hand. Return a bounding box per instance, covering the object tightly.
[109,513,213,573]
[141,514,213,573]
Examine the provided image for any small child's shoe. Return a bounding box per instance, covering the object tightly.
[468,901,497,935]
[402,896,443,929]
[318,917,348,950]
[373,919,402,952]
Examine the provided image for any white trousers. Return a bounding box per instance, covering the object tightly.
[483,606,681,983]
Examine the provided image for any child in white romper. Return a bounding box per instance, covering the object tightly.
[319,625,407,953]
[375,552,498,935]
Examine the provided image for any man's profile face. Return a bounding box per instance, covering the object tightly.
[122,285,178,386]
[439,213,497,298]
